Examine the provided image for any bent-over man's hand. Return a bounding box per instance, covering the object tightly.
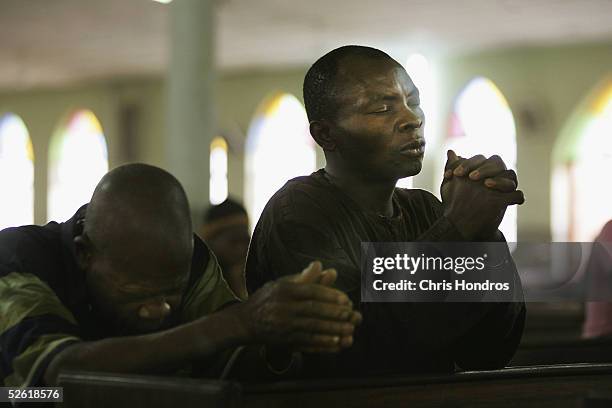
[230,261,362,353]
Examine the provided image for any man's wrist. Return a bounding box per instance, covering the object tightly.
[441,211,473,241]
[191,303,253,357]
[218,303,254,346]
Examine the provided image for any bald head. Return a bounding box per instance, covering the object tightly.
[85,163,192,257]
[78,164,194,335]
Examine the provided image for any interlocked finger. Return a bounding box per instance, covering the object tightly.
[483,176,517,192]
[289,300,355,321]
[290,317,355,336]
[467,155,508,180]
[453,154,487,177]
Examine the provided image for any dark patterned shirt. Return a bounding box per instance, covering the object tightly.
[246,169,525,375]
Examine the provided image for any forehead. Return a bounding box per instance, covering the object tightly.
[115,271,189,297]
[96,254,191,298]
[336,57,416,100]
[99,238,192,281]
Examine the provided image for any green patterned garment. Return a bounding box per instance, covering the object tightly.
[0,205,238,387]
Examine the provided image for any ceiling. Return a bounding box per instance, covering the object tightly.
[0,0,611,90]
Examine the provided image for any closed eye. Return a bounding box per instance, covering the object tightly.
[370,105,391,114]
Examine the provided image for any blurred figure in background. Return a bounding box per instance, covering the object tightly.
[201,198,250,299]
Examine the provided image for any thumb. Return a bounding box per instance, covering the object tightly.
[444,149,461,179]
[501,190,526,206]
[291,261,323,284]
[445,149,460,171]
[319,268,338,287]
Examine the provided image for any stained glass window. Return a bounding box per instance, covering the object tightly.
[48,110,108,222]
[210,136,228,205]
[552,80,612,241]
[443,77,518,242]
[245,93,316,227]
[0,113,34,229]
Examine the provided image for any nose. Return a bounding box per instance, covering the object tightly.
[398,105,423,132]
[138,298,172,321]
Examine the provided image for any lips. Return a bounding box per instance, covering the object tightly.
[400,140,426,156]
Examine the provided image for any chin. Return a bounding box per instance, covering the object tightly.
[397,160,423,178]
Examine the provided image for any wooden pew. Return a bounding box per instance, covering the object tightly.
[58,371,241,408]
[58,363,612,408]
[242,364,612,408]
[511,338,612,366]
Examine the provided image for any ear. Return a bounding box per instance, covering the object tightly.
[73,234,93,271]
[310,120,337,151]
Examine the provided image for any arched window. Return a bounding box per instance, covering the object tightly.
[245,93,316,226]
[0,113,34,229]
[48,109,108,222]
[210,136,228,205]
[443,77,518,242]
[552,80,612,242]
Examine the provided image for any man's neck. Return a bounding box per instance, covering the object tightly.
[323,164,397,217]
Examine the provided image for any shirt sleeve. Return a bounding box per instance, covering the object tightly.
[0,272,82,387]
[246,191,359,294]
[180,240,241,324]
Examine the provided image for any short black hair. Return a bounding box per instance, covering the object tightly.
[303,45,394,122]
[203,198,247,224]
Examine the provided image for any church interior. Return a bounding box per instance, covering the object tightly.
[1,0,612,406]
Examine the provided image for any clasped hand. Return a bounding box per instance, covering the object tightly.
[441,150,525,240]
[235,261,362,353]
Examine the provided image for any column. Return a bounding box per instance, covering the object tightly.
[167,0,216,224]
